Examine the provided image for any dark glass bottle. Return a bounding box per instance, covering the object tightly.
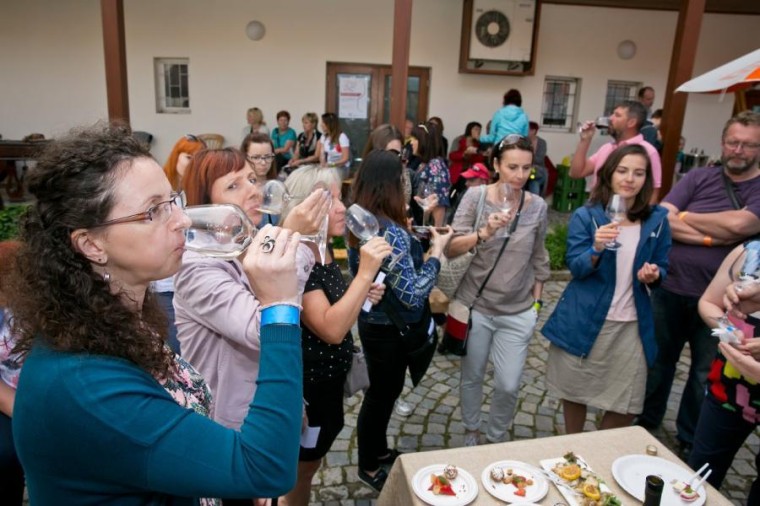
[643,475,664,506]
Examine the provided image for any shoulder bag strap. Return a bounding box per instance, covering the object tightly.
[470,189,526,308]
[721,169,744,210]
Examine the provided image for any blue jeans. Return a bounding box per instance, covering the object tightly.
[689,396,760,504]
[0,413,24,506]
[639,288,717,444]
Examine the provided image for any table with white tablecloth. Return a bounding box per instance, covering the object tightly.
[379,426,732,505]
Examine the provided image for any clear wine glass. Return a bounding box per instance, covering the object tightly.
[346,204,402,269]
[257,179,328,216]
[183,204,328,263]
[415,182,436,226]
[495,183,514,238]
[729,240,760,292]
[604,194,627,250]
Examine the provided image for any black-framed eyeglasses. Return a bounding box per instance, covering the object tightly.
[497,134,531,150]
[93,192,186,228]
[246,154,276,164]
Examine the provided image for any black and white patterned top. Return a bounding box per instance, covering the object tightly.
[301,262,353,383]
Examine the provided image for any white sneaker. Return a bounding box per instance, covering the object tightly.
[395,400,413,417]
[464,430,480,447]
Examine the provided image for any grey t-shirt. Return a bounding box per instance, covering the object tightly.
[452,186,550,315]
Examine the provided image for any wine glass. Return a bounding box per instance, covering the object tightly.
[257,179,328,216]
[415,182,436,226]
[495,183,514,238]
[346,204,402,269]
[604,194,627,250]
[729,240,760,292]
[183,204,328,264]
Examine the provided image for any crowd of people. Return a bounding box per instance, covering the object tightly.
[1,95,759,506]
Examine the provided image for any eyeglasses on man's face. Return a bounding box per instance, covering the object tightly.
[723,139,760,151]
[93,192,186,228]
[246,154,276,165]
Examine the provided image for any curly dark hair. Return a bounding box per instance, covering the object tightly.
[7,122,174,378]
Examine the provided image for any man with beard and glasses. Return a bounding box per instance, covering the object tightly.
[637,111,760,460]
[570,100,662,202]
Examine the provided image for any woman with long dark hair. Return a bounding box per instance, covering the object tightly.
[542,144,671,433]
[8,124,304,504]
[349,150,452,492]
[316,112,351,177]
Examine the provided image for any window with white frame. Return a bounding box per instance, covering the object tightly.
[603,80,641,115]
[154,58,190,113]
[540,76,580,132]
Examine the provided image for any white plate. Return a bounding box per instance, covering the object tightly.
[481,460,549,503]
[612,454,706,506]
[412,464,478,506]
[539,456,614,506]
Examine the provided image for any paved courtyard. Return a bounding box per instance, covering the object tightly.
[308,279,758,505]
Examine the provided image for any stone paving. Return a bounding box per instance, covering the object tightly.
[307,279,758,505]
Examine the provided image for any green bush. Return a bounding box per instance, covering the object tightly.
[0,204,29,242]
[545,223,568,271]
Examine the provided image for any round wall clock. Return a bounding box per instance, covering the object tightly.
[475,10,510,48]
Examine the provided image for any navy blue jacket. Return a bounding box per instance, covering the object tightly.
[541,203,671,367]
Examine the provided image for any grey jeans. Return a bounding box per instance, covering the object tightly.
[460,307,537,443]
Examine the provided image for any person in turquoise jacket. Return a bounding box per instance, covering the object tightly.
[7,124,305,505]
[480,89,529,145]
[542,144,671,434]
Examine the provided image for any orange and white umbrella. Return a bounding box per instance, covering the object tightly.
[676,48,760,93]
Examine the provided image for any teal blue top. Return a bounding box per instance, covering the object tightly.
[13,324,303,505]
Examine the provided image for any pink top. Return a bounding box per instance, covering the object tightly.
[173,246,314,429]
[589,134,662,188]
[606,224,641,322]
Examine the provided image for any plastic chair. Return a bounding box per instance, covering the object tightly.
[198,133,224,149]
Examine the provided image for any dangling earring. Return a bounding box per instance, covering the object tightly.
[103,271,111,283]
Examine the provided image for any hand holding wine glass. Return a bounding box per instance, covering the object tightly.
[603,194,627,250]
[494,183,516,238]
[239,225,301,307]
[414,182,437,226]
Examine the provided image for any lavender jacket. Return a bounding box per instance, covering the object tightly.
[173,246,314,429]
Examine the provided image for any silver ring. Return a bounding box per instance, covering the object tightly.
[261,235,275,254]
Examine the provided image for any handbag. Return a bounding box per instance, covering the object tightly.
[343,345,370,397]
[436,185,488,299]
[440,190,526,356]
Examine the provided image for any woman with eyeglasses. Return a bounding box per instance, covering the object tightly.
[409,122,451,227]
[174,148,330,506]
[316,113,351,178]
[241,133,280,225]
[446,135,549,447]
[289,112,322,169]
[153,134,207,353]
[278,165,391,506]
[349,150,452,492]
[542,144,670,434]
[8,124,305,504]
[362,123,411,202]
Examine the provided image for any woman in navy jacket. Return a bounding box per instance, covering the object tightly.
[542,144,671,433]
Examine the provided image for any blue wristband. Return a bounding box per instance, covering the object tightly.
[261,305,300,326]
[589,246,602,257]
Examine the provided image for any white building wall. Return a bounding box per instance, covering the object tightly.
[1,0,757,167]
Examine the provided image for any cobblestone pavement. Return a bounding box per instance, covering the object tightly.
[308,279,758,505]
